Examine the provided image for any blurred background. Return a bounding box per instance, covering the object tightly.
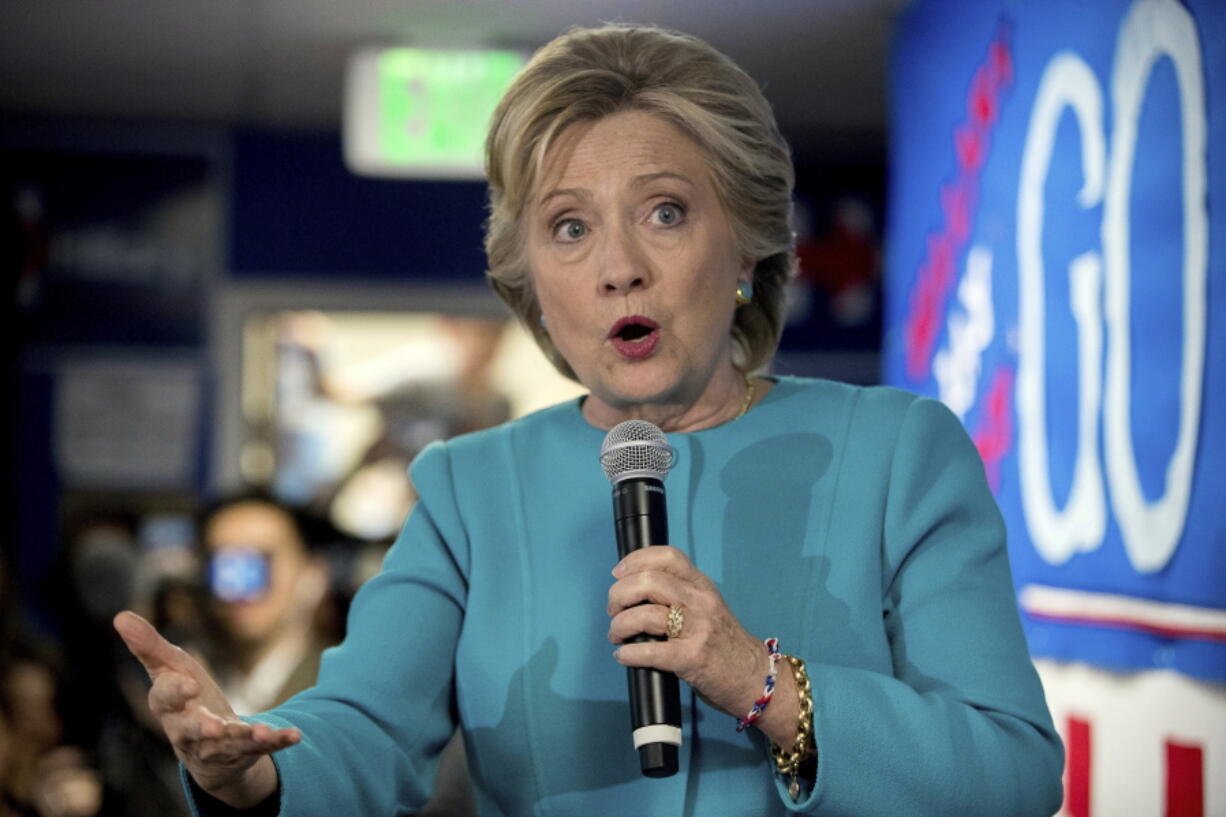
[2,1,1222,815]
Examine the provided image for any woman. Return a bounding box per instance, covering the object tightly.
[114,23,1064,816]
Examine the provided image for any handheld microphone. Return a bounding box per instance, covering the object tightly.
[600,419,682,778]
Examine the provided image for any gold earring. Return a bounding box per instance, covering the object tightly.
[735,280,753,306]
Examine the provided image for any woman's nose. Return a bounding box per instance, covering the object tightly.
[598,228,651,295]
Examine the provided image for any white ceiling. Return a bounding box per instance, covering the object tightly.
[0,0,908,147]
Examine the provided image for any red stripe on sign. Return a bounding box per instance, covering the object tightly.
[1066,717,1091,817]
[1026,611,1226,643]
[1165,741,1203,817]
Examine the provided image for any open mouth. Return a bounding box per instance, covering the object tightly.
[608,316,661,359]
[608,316,660,341]
[617,322,653,341]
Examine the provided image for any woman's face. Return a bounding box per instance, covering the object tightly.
[526,110,746,415]
[204,502,321,645]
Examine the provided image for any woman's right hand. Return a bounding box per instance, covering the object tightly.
[112,611,300,808]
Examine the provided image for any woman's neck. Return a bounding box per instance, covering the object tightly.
[581,366,760,433]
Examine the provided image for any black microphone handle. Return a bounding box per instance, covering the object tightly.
[613,478,682,778]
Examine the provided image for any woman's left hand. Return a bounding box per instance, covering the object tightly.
[606,545,770,721]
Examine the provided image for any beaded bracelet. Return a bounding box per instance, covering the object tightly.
[735,637,781,732]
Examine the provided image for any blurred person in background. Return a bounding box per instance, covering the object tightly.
[0,646,64,812]
[114,22,1060,816]
[46,517,139,752]
[0,643,102,817]
[32,516,194,817]
[188,496,484,815]
[3,545,105,817]
[195,495,335,716]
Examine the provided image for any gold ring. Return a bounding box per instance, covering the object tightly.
[666,604,685,639]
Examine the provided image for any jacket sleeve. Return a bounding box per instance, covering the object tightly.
[183,441,469,817]
[782,395,1064,816]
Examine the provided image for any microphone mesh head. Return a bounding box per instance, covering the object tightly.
[600,419,674,484]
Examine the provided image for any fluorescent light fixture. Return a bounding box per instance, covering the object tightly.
[344,47,526,179]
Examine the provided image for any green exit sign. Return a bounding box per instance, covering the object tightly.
[345,48,525,178]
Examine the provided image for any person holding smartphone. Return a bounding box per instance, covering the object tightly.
[198,495,331,716]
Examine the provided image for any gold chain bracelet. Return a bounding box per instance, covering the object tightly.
[771,654,813,800]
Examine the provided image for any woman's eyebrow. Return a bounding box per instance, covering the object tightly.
[631,171,694,188]
[536,172,694,209]
[537,187,587,208]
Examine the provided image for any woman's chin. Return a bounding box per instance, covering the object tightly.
[590,376,692,417]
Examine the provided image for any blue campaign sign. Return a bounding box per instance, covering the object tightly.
[884,0,1226,681]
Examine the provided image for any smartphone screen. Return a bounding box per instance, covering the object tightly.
[209,549,271,603]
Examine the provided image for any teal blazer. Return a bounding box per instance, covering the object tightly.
[191,377,1063,816]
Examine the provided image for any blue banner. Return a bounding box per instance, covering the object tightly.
[884,0,1225,681]
[5,152,214,346]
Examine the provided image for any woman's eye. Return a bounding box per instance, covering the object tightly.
[652,202,685,226]
[553,219,587,242]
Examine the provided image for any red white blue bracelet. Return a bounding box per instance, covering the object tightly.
[735,637,781,732]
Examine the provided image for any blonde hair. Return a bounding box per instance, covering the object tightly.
[485,23,796,379]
